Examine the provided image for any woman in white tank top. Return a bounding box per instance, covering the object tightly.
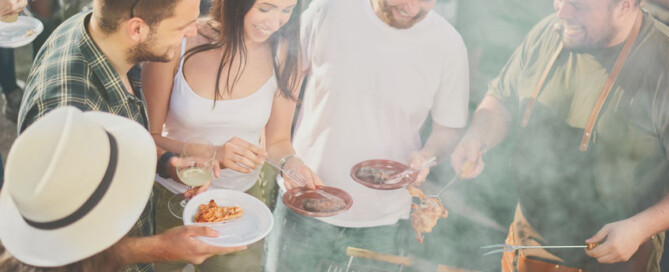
[142,0,322,271]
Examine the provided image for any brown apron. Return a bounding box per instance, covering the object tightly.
[504,10,657,272]
[501,206,656,272]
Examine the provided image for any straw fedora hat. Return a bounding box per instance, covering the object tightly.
[0,106,156,267]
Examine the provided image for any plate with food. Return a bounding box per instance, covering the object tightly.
[282,186,353,217]
[0,16,44,48]
[350,159,418,190]
[183,189,273,247]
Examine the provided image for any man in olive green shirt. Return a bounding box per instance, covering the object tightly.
[452,0,669,270]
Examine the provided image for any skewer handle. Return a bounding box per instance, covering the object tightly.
[346,247,411,266]
[586,242,599,250]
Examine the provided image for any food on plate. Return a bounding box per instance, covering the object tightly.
[194,199,244,223]
[355,166,398,184]
[408,186,448,243]
[24,29,36,38]
[302,198,347,212]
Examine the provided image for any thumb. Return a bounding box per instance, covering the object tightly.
[189,226,220,238]
[417,167,429,180]
[169,156,180,168]
[465,146,480,164]
[450,145,467,172]
[409,156,423,170]
[586,225,610,244]
[184,188,194,199]
[213,162,221,178]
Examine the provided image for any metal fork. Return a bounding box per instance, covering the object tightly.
[384,157,437,185]
[429,146,487,201]
[481,243,598,256]
[265,160,344,202]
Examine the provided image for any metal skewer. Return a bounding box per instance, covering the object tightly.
[431,160,476,200]
[481,243,599,255]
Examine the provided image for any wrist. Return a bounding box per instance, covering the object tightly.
[416,150,434,161]
[112,236,159,266]
[632,209,662,239]
[279,154,301,169]
[157,151,177,178]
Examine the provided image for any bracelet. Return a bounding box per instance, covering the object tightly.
[157,151,177,178]
[279,154,300,169]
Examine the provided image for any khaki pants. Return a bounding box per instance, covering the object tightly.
[155,165,278,272]
[501,205,663,272]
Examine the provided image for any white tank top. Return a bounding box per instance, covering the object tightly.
[155,40,277,193]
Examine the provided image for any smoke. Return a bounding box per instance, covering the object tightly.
[394,1,556,271]
[269,0,669,271]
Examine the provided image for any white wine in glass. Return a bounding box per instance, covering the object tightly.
[177,167,212,187]
[168,137,216,219]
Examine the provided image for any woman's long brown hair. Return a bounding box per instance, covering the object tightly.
[183,0,301,105]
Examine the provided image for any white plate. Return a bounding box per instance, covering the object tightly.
[0,16,44,48]
[183,189,273,247]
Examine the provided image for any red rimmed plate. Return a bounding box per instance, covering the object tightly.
[350,159,417,190]
[282,186,353,217]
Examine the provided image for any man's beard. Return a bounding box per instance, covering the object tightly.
[127,36,172,64]
[378,0,427,29]
[558,19,618,51]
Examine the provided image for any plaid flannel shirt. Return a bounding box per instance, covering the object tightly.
[18,12,155,272]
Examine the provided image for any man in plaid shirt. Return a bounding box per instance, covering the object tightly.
[16,0,246,271]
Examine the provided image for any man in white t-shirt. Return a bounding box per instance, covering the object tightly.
[264,0,469,270]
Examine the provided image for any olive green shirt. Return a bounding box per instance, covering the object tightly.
[488,12,669,270]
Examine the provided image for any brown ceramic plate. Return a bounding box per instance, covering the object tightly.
[350,159,417,190]
[282,186,353,217]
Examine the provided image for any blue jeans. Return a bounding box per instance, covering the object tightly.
[263,196,411,272]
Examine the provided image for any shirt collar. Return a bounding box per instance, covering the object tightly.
[77,13,144,106]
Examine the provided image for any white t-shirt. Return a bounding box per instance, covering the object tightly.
[291,0,469,227]
[156,41,277,194]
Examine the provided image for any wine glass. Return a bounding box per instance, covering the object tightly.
[168,137,216,219]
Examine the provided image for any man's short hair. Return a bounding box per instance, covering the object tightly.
[96,0,183,34]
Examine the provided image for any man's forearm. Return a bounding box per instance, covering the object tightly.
[630,193,669,239]
[463,96,513,150]
[111,236,164,266]
[421,124,463,161]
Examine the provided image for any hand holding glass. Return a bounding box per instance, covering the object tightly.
[168,137,216,219]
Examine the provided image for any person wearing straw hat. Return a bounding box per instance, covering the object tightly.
[1,107,245,270]
[15,0,248,270]
[0,106,154,271]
